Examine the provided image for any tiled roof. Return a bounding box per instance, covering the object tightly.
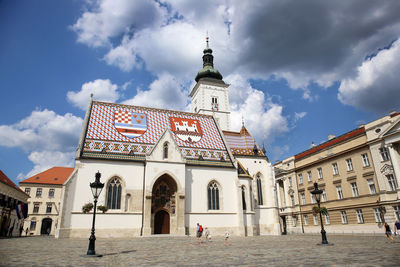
[223,126,265,156]
[19,167,74,185]
[294,127,365,160]
[0,170,25,193]
[82,101,231,163]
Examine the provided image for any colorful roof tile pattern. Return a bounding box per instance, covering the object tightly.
[0,170,25,193]
[20,167,74,185]
[83,101,231,162]
[223,126,265,156]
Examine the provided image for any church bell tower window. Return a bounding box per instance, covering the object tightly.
[211,97,218,111]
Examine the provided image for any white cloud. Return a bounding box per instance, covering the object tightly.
[226,74,289,144]
[71,0,164,48]
[338,39,400,113]
[0,109,82,180]
[17,151,75,180]
[294,112,307,122]
[122,73,189,110]
[67,79,120,110]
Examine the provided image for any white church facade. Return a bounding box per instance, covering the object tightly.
[56,39,280,238]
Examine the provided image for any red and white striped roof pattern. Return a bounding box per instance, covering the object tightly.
[86,102,226,151]
[223,127,264,156]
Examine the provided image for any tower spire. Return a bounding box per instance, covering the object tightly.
[194,34,223,82]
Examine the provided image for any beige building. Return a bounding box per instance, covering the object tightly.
[19,167,74,236]
[365,111,400,223]
[275,112,400,234]
[0,170,29,237]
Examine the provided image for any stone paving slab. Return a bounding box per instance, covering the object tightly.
[0,234,400,266]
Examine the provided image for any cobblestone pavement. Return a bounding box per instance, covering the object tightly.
[1,234,400,266]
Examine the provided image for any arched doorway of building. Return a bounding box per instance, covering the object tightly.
[40,218,52,235]
[151,174,177,234]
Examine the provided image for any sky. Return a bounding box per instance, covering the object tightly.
[1,0,400,185]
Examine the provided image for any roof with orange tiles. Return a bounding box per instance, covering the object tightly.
[294,127,365,160]
[223,126,265,156]
[19,167,74,185]
[0,170,25,193]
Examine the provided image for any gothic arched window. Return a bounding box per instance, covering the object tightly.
[107,177,122,209]
[163,142,168,159]
[257,174,263,205]
[208,181,220,210]
[241,186,247,210]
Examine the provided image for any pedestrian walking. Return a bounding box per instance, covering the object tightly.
[196,223,203,244]
[384,222,394,241]
[394,220,400,236]
[224,230,230,246]
[204,227,211,241]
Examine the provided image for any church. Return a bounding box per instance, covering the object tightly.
[56,39,280,238]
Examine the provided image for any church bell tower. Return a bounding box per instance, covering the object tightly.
[189,37,231,131]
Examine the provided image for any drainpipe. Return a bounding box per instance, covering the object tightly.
[140,161,147,236]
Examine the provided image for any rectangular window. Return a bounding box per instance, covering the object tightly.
[290,195,295,206]
[379,147,389,161]
[346,158,353,171]
[336,185,344,199]
[30,221,36,231]
[362,153,370,167]
[367,179,376,194]
[304,215,308,226]
[351,182,359,197]
[356,209,364,223]
[341,211,348,224]
[374,208,382,223]
[313,214,318,225]
[33,203,39,213]
[307,171,312,182]
[387,174,398,191]
[301,193,306,205]
[317,168,323,179]
[48,189,55,197]
[394,206,400,221]
[211,97,218,111]
[36,188,42,197]
[310,193,315,204]
[332,163,339,175]
[324,214,330,225]
[293,216,297,227]
[25,188,31,196]
[288,177,292,187]
[322,189,327,202]
[298,174,303,184]
[46,203,52,213]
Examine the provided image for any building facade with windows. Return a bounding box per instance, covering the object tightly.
[365,111,400,223]
[57,40,280,238]
[19,167,74,236]
[275,112,400,234]
[0,170,29,237]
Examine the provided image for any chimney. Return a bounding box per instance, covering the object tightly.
[328,134,336,140]
[309,142,316,148]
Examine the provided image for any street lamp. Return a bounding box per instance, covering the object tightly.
[311,182,330,245]
[86,171,104,256]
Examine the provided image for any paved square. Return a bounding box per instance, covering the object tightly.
[1,234,399,266]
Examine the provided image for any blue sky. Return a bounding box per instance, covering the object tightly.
[1,0,400,185]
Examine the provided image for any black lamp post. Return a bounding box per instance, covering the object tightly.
[87,171,104,256]
[311,182,330,245]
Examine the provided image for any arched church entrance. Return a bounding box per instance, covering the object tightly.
[40,218,52,235]
[151,174,177,235]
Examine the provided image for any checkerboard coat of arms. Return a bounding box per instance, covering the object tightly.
[170,117,203,143]
[114,110,147,138]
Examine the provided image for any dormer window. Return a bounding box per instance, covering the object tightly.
[163,142,168,159]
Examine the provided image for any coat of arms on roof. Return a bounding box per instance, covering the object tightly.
[114,110,147,139]
[170,117,203,143]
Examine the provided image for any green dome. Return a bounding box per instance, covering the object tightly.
[195,66,223,82]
